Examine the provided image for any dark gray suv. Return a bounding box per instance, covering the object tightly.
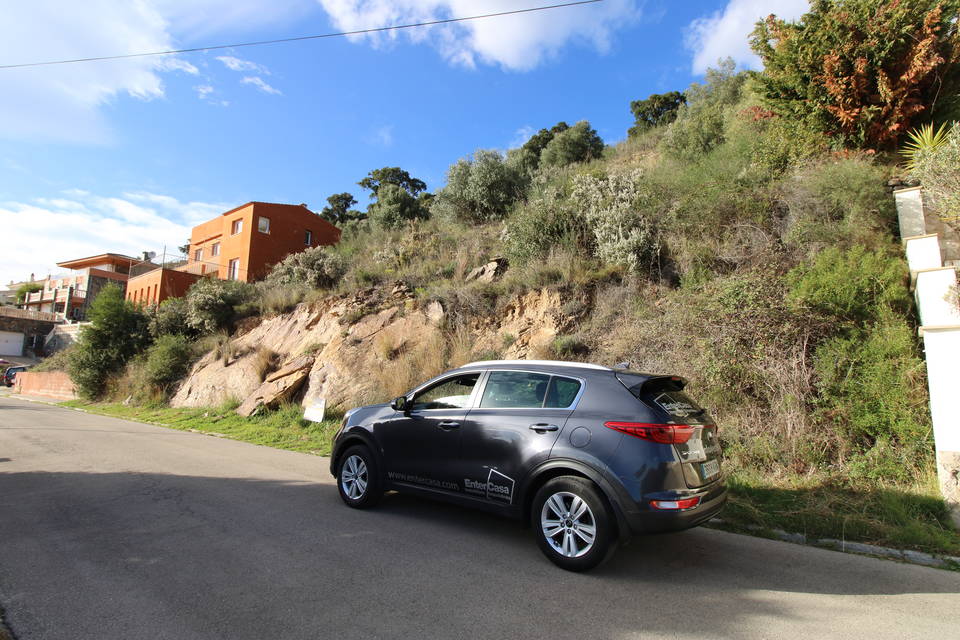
[330,359,726,571]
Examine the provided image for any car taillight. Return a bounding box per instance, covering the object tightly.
[650,497,701,510]
[603,421,695,444]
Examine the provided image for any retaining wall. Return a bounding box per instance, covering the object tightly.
[14,371,77,401]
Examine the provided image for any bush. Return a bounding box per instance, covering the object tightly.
[184,277,256,335]
[781,157,896,249]
[908,121,960,220]
[787,245,911,325]
[662,59,745,160]
[265,246,347,289]
[503,173,590,265]
[540,120,605,168]
[571,169,660,274]
[68,285,151,399]
[433,149,526,223]
[142,334,194,391]
[813,311,931,458]
[149,296,192,337]
[750,0,960,149]
[366,183,429,229]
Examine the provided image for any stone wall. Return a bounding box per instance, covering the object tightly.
[14,371,77,401]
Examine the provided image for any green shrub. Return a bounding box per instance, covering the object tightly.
[813,311,931,456]
[787,246,911,325]
[503,174,590,265]
[68,285,151,399]
[540,120,605,168]
[143,334,194,391]
[908,121,960,220]
[662,59,745,159]
[571,169,660,274]
[149,296,192,337]
[552,334,589,357]
[265,245,347,289]
[184,277,256,335]
[433,149,526,223]
[366,183,429,229]
[781,157,896,249]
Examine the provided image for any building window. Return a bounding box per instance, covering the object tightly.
[194,248,203,261]
[305,230,313,246]
[258,216,271,234]
[231,219,243,235]
[228,258,240,280]
[211,242,220,257]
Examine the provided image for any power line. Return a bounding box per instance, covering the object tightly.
[0,0,603,70]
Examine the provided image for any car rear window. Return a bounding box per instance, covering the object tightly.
[544,376,581,408]
[617,374,703,419]
[480,371,550,408]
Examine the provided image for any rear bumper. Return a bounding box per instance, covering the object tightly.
[618,481,728,535]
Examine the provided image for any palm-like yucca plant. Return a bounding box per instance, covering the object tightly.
[900,122,950,173]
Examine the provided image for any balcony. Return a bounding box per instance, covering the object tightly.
[24,288,86,305]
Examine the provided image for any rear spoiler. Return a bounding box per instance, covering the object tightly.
[615,373,687,395]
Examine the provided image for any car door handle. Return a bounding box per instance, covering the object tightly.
[529,423,559,433]
[438,421,460,430]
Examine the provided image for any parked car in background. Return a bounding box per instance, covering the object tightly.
[330,359,726,571]
[3,365,28,387]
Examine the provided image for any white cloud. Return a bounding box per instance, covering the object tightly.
[241,76,282,95]
[195,84,215,98]
[316,0,641,71]
[0,1,303,143]
[216,55,270,74]
[509,125,536,149]
[0,191,230,284]
[686,0,808,74]
[368,125,394,147]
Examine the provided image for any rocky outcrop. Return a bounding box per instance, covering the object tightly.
[170,287,571,412]
[465,257,508,283]
[235,356,314,417]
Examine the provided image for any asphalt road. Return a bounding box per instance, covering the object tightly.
[1,396,958,640]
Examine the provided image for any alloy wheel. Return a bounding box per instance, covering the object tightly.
[340,454,368,500]
[540,491,597,558]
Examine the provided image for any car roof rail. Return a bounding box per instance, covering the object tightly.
[460,359,611,371]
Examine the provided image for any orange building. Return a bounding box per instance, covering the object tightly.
[126,202,341,306]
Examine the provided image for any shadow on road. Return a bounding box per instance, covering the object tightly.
[1,470,957,640]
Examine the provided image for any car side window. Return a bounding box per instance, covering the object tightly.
[479,371,551,408]
[410,374,480,411]
[544,376,582,408]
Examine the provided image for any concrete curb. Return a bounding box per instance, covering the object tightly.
[707,518,960,570]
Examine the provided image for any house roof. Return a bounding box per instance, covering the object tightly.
[55,253,138,270]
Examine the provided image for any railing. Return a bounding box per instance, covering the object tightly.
[23,288,85,304]
[0,306,60,322]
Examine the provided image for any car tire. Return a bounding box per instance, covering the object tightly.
[336,445,382,509]
[531,476,616,572]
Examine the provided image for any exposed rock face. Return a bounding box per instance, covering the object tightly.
[235,356,314,417]
[171,287,570,412]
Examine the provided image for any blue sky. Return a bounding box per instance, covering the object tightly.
[0,0,807,286]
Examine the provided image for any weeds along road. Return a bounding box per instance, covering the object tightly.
[0,396,957,640]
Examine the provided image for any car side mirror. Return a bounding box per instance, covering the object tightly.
[390,396,409,413]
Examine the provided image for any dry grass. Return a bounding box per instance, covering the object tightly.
[250,346,280,382]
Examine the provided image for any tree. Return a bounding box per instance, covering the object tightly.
[15,282,41,304]
[628,91,686,136]
[521,122,570,159]
[320,192,363,224]
[184,277,255,335]
[358,167,427,199]
[539,120,605,168]
[68,284,151,398]
[434,149,526,223]
[366,183,430,229]
[358,167,430,227]
[750,0,960,149]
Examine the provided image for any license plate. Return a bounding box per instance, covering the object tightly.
[701,459,720,479]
